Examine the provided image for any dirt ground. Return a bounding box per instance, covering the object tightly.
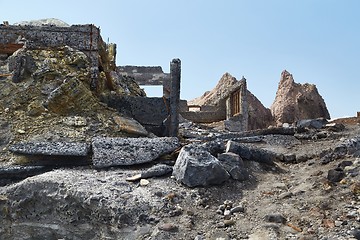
[0,122,359,240]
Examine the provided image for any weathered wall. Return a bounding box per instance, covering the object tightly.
[101,94,187,136]
[0,24,104,89]
[117,66,171,97]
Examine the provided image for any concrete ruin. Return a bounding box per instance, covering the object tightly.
[181,77,249,132]
[0,21,182,137]
[0,23,115,90]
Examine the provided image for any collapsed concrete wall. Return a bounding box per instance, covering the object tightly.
[0,23,114,90]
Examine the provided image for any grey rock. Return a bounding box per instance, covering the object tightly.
[225,140,279,165]
[264,213,287,224]
[92,137,179,168]
[141,164,173,178]
[327,168,345,182]
[351,228,360,240]
[0,166,48,184]
[9,141,90,156]
[0,169,159,240]
[296,118,328,130]
[283,154,296,163]
[172,144,230,187]
[230,205,245,214]
[217,152,248,180]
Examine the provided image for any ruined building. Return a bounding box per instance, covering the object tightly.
[0,21,182,137]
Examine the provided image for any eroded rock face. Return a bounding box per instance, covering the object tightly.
[270,70,330,125]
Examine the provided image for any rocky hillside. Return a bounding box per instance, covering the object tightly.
[0,42,147,164]
[271,70,330,125]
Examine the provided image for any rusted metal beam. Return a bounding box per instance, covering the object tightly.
[0,43,24,54]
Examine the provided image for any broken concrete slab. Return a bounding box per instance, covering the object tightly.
[172,144,230,187]
[9,141,90,156]
[92,137,179,168]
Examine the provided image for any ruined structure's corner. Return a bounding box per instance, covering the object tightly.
[180,77,249,132]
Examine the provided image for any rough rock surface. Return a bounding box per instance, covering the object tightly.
[92,137,180,168]
[172,144,230,187]
[0,122,360,239]
[9,141,90,156]
[271,70,330,125]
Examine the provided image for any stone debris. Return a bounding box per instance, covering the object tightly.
[92,137,179,168]
[140,164,173,178]
[9,141,90,156]
[126,164,173,182]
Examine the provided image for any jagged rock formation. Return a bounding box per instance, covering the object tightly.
[271,70,330,125]
[189,73,273,130]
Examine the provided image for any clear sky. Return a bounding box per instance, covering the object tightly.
[1,0,359,118]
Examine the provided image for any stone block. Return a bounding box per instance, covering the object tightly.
[92,137,179,168]
[9,141,90,156]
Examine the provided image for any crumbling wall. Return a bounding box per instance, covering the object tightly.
[0,24,106,90]
[117,66,171,97]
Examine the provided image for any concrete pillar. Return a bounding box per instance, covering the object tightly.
[169,58,181,137]
[226,97,231,120]
[240,79,248,131]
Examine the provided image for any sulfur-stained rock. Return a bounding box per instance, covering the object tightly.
[113,115,148,136]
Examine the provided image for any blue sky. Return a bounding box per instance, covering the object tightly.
[1,0,359,118]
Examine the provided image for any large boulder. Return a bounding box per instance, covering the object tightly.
[271,70,330,125]
[172,144,230,187]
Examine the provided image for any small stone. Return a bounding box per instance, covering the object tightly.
[264,213,287,224]
[17,129,26,134]
[230,205,245,214]
[216,209,223,215]
[322,219,335,228]
[158,223,178,232]
[351,229,360,239]
[350,182,360,195]
[224,219,236,226]
[224,209,231,217]
[194,235,205,240]
[126,174,142,182]
[327,168,345,182]
[334,220,342,227]
[278,191,293,199]
[140,179,150,186]
[218,204,226,211]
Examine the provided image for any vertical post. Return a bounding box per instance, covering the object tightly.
[226,97,231,120]
[240,78,248,131]
[169,58,181,137]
